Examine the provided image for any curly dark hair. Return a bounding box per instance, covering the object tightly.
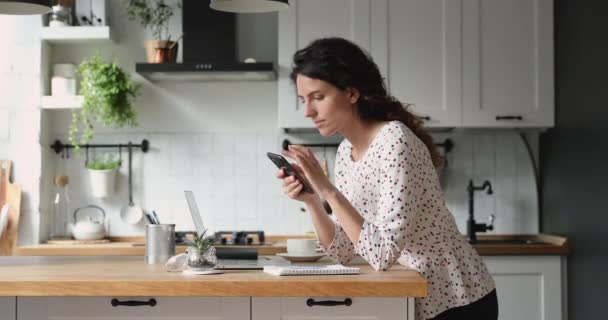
[290,37,443,167]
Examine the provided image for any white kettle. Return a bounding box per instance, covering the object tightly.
[71,205,106,240]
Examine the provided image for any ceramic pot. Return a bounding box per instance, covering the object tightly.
[145,40,178,63]
[88,168,117,198]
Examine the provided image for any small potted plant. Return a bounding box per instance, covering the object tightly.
[69,54,140,149]
[125,0,181,63]
[86,153,121,198]
[184,230,218,269]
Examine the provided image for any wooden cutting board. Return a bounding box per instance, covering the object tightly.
[0,160,22,256]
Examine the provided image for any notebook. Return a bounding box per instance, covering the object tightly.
[263,264,360,276]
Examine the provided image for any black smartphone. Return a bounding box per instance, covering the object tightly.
[267,152,314,194]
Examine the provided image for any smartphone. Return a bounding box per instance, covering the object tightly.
[267,152,314,194]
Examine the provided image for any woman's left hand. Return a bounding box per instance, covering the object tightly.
[283,145,335,197]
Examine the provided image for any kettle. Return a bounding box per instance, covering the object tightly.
[71,205,106,240]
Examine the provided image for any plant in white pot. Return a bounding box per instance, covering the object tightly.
[86,153,121,198]
[126,0,182,63]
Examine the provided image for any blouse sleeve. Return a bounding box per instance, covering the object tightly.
[355,131,422,271]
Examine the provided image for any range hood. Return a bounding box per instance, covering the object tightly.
[136,1,276,82]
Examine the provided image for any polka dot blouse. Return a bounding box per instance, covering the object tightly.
[321,121,495,320]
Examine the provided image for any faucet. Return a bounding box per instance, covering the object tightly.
[467,179,495,244]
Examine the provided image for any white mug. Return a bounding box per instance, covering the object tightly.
[286,239,317,255]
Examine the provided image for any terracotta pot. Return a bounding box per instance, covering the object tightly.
[145,40,178,63]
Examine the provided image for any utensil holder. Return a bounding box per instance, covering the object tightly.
[145,224,175,264]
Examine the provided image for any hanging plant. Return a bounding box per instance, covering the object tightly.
[69,55,141,148]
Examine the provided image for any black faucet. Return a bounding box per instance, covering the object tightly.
[467,179,495,244]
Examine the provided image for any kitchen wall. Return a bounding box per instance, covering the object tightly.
[541,0,608,318]
[0,15,44,246]
[3,3,540,244]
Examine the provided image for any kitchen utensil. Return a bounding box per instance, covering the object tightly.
[120,142,143,224]
[0,160,21,256]
[71,205,106,240]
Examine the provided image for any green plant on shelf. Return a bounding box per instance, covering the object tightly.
[86,153,121,170]
[125,0,181,41]
[184,229,216,252]
[69,54,141,149]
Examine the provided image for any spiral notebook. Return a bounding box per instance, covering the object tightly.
[263,264,360,276]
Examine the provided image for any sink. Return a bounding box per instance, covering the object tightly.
[473,239,547,245]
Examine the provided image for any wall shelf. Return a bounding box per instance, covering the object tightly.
[41,95,83,109]
[40,26,113,44]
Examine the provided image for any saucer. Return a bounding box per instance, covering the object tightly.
[276,252,325,262]
[182,268,224,275]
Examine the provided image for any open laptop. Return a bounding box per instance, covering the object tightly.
[184,190,290,270]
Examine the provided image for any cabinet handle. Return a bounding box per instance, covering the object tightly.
[111,298,157,307]
[495,115,523,121]
[420,116,431,121]
[306,298,352,307]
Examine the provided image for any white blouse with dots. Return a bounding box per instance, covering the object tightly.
[321,121,495,320]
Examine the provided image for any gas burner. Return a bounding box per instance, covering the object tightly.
[215,231,265,245]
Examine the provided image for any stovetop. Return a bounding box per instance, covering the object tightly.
[175,230,266,245]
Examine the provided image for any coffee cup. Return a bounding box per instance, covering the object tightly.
[286,238,317,255]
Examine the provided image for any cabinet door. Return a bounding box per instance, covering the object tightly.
[278,0,371,129]
[17,297,249,320]
[0,297,15,320]
[252,297,413,320]
[483,256,563,320]
[371,0,463,128]
[462,0,554,127]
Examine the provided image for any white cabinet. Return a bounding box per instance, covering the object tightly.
[278,0,372,129]
[0,298,15,320]
[462,0,554,128]
[483,256,565,320]
[17,297,250,320]
[371,0,463,128]
[277,0,554,129]
[252,297,414,320]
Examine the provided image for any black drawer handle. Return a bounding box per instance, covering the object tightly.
[307,298,352,307]
[420,116,431,121]
[495,115,523,121]
[111,298,157,307]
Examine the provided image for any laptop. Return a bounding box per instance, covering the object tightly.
[184,191,290,270]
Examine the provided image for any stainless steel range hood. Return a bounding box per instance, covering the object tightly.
[136,1,276,82]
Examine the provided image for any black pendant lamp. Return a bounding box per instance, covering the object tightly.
[210,0,289,13]
[0,0,52,15]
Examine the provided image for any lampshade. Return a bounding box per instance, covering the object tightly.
[210,0,289,13]
[0,0,52,15]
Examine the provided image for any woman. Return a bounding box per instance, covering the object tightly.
[276,37,498,320]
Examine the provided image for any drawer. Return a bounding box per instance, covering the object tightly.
[253,297,411,320]
[17,297,249,320]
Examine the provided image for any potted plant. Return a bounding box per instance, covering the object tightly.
[86,153,121,198]
[69,54,141,149]
[184,230,218,269]
[126,0,181,63]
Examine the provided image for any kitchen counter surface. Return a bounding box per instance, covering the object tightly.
[16,234,569,256]
[0,256,427,297]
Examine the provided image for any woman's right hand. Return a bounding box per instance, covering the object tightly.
[276,165,320,204]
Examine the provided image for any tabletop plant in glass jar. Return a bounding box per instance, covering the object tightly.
[184,230,218,269]
[69,54,140,149]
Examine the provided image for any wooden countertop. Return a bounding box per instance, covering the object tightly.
[16,234,569,256]
[0,256,427,298]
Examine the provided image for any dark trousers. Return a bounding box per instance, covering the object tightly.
[430,289,498,320]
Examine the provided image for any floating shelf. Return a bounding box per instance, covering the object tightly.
[40,26,113,44]
[41,95,83,109]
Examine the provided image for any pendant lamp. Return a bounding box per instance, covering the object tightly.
[0,0,52,15]
[210,0,289,13]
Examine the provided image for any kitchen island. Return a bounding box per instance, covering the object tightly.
[0,256,426,320]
